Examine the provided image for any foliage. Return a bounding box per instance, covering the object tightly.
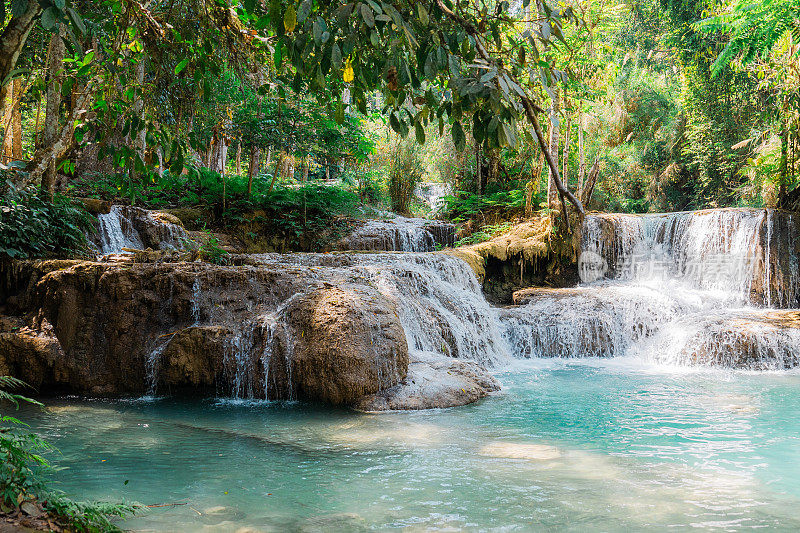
[443,188,532,223]
[0,178,93,259]
[0,376,139,532]
[199,230,230,265]
[388,137,425,215]
[454,222,514,246]
[70,168,360,242]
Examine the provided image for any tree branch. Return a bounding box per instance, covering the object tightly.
[433,0,585,216]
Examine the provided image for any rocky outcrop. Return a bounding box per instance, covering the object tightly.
[94,205,187,254]
[355,355,499,411]
[284,285,408,404]
[0,259,412,403]
[446,216,578,303]
[0,253,508,408]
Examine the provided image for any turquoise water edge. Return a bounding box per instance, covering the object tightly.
[24,359,800,531]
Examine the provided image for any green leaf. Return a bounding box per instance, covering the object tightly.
[415,121,425,144]
[54,0,65,9]
[452,121,465,151]
[417,3,429,26]
[297,0,312,24]
[66,7,86,35]
[335,100,345,124]
[331,43,342,69]
[284,5,297,32]
[360,3,375,28]
[389,112,402,134]
[274,40,284,68]
[174,58,189,75]
[41,7,58,30]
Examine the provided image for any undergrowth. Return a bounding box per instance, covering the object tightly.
[1,177,93,260]
[0,376,140,532]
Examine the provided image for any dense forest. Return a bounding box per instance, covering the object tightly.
[0,0,797,259]
[1,1,800,531]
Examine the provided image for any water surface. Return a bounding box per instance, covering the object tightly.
[25,360,800,531]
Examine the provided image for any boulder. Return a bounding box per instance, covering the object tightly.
[355,354,499,411]
[283,284,409,404]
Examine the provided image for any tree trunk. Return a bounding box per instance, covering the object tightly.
[247,145,260,195]
[561,108,572,191]
[525,151,545,217]
[475,143,483,194]
[301,157,309,182]
[580,158,600,207]
[156,147,164,178]
[577,107,586,199]
[1,85,11,163]
[209,131,228,175]
[11,78,22,160]
[547,87,560,211]
[41,25,66,197]
[235,141,241,174]
[27,82,93,186]
[0,3,41,89]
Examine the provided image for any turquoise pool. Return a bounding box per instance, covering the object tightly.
[23,359,800,531]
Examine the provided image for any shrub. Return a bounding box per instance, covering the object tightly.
[0,180,94,260]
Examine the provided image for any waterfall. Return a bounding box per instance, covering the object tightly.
[94,205,187,255]
[143,208,800,401]
[336,217,455,251]
[505,209,800,369]
[97,206,144,254]
[145,338,170,396]
[415,181,452,212]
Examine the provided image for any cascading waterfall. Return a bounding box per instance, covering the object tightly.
[346,253,509,367]
[145,338,170,396]
[414,181,452,212]
[336,216,455,251]
[97,206,144,254]
[150,252,509,400]
[142,208,800,401]
[95,205,187,255]
[506,209,800,369]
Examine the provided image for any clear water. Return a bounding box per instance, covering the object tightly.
[24,360,800,532]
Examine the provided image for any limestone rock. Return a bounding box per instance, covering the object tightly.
[284,285,409,405]
[355,354,499,411]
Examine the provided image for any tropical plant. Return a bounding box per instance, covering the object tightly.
[0,376,139,532]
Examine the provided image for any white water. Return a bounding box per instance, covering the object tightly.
[146,209,800,400]
[507,209,800,369]
[97,206,144,254]
[177,253,510,400]
[415,181,452,212]
[336,216,455,251]
[95,205,187,255]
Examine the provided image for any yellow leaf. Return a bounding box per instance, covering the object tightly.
[284,5,297,33]
[343,59,354,83]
